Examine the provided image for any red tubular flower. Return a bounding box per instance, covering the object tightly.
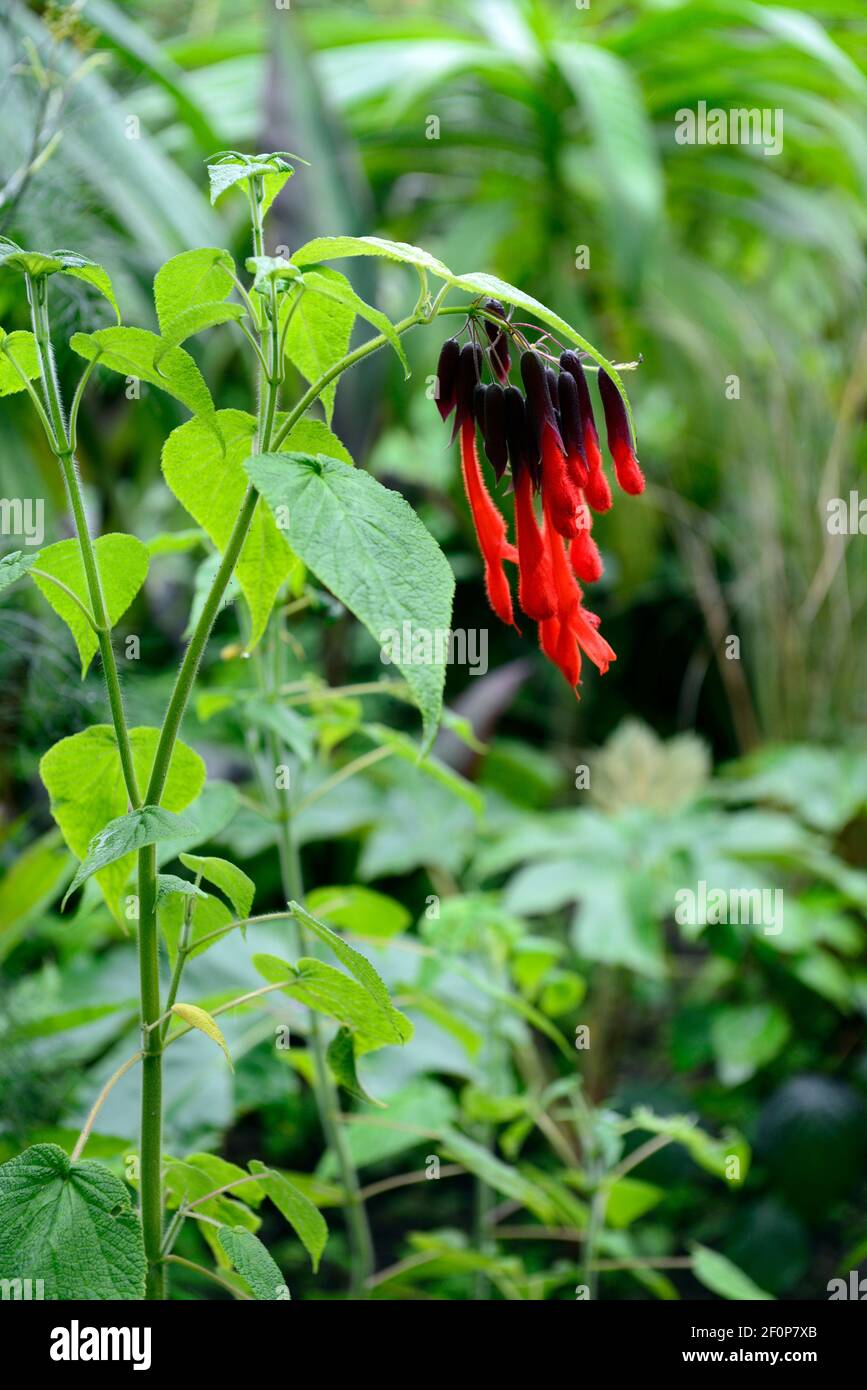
[570,528,603,583]
[557,372,589,488]
[459,418,517,629]
[569,500,603,583]
[513,466,555,621]
[541,423,582,538]
[598,369,645,495]
[571,603,616,675]
[583,463,612,514]
[560,351,602,470]
[438,329,638,695]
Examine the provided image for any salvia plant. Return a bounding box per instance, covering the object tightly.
[0,153,643,1300]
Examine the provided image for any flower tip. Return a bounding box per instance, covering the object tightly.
[614,449,646,495]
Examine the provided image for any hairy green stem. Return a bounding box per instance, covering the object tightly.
[130,288,453,1299]
[257,628,375,1298]
[26,276,141,808]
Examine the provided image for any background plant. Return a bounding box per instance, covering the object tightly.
[0,0,865,1303]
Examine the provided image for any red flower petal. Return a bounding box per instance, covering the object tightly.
[460,420,517,628]
[514,467,555,621]
[541,424,582,538]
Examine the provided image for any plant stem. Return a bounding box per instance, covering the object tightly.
[138,844,164,1299]
[256,625,375,1298]
[129,292,453,1298]
[26,275,141,808]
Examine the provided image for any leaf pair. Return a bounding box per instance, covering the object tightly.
[41,726,206,919]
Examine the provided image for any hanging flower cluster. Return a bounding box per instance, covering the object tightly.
[435,300,644,692]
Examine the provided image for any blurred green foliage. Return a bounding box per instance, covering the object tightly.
[1,0,866,1300]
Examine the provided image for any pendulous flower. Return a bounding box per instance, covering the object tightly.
[434,306,644,694]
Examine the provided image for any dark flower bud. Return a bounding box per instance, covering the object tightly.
[503,385,532,482]
[435,337,460,421]
[453,341,483,438]
[598,369,645,494]
[557,371,589,485]
[481,383,508,480]
[545,366,559,412]
[481,299,507,339]
[560,349,604,485]
[489,330,511,384]
[520,351,563,455]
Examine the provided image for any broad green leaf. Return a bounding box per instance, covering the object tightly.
[261,170,292,216]
[306,885,410,940]
[161,409,295,651]
[54,254,121,323]
[163,1159,262,1230]
[290,899,393,1011]
[179,853,254,919]
[692,1244,774,1301]
[253,953,297,988]
[218,1226,289,1300]
[288,266,409,377]
[40,725,206,918]
[252,953,412,1051]
[70,327,217,427]
[0,830,72,940]
[175,1152,265,1206]
[710,1002,791,1086]
[603,1176,665,1229]
[30,533,149,677]
[159,889,233,965]
[280,278,354,423]
[292,234,453,281]
[63,806,198,907]
[208,158,294,210]
[439,1127,556,1223]
[0,244,120,320]
[0,330,41,395]
[326,1026,384,1106]
[154,246,235,329]
[0,247,63,277]
[208,161,267,204]
[249,1161,328,1272]
[0,1144,145,1299]
[0,548,39,591]
[146,527,205,557]
[155,303,246,364]
[156,873,209,905]
[171,1002,233,1069]
[245,452,454,749]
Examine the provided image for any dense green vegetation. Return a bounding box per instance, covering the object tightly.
[0,0,865,1302]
